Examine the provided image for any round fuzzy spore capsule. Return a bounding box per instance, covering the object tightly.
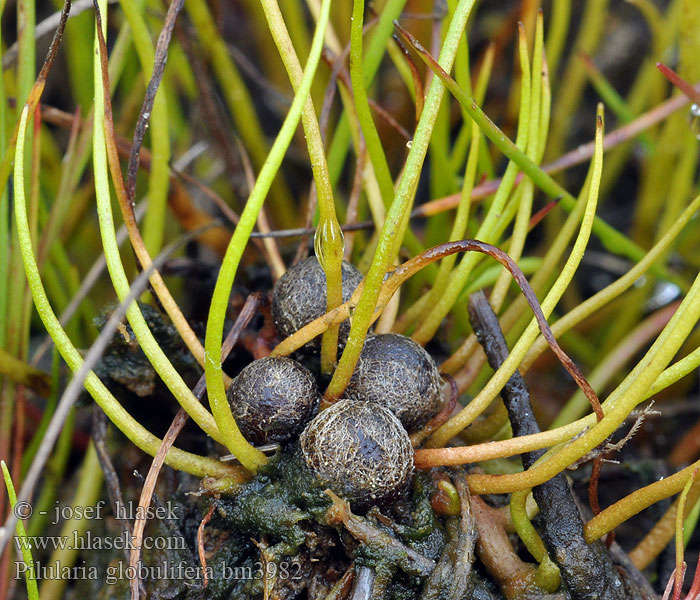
[300,399,414,508]
[345,333,442,432]
[227,357,319,445]
[271,257,363,346]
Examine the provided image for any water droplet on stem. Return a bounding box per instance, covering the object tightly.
[314,217,345,269]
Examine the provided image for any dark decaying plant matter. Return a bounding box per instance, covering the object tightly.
[2,0,700,598]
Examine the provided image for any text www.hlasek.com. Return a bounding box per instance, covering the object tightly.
[14,530,187,552]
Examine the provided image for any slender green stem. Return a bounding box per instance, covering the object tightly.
[428,106,605,448]
[14,104,235,479]
[326,0,408,188]
[2,460,38,600]
[399,27,661,305]
[629,479,700,569]
[520,192,700,372]
[544,0,570,76]
[204,0,332,472]
[325,0,478,401]
[675,470,697,588]
[92,3,222,442]
[510,488,560,591]
[585,458,700,544]
[552,302,677,427]
[510,489,543,561]
[350,0,394,205]
[649,344,700,396]
[37,444,102,600]
[467,262,700,495]
[258,0,343,374]
[414,25,531,337]
[17,0,35,109]
[490,18,543,312]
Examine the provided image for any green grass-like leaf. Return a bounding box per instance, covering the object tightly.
[2,460,39,600]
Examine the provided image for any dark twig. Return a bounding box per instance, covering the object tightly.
[467,289,604,519]
[92,411,133,540]
[467,292,630,600]
[467,292,544,461]
[126,0,185,203]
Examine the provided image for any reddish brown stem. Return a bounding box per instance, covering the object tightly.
[656,63,700,104]
[391,33,425,125]
[128,409,188,600]
[197,503,215,589]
